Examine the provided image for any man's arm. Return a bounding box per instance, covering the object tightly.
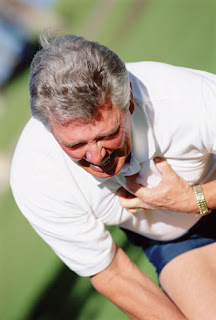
[118,158,216,214]
[91,245,186,320]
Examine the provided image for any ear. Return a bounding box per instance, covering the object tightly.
[129,81,135,114]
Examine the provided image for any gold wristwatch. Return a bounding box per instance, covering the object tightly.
[193,185,211,216]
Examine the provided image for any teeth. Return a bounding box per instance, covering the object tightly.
[99,156,111,167]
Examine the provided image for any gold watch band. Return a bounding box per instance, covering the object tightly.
[193,185,211,216]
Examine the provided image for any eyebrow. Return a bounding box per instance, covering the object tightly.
[62,124,121,148]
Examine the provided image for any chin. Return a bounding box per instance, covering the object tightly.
[86,166,120,178]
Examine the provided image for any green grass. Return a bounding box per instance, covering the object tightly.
[0,70,31,150]
[0,190,61,320]
[119,0,216,71]
[56,0,101,35]
[1,0,216,319]
[96,0,134,44]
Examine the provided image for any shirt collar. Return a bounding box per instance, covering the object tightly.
[131,99,156,163]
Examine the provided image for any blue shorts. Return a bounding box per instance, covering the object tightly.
[121,211,216,276]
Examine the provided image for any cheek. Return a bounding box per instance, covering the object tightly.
[125,132,132,146]
[104,136,125,150]
[121,128,131,148]
[62,146,85,160]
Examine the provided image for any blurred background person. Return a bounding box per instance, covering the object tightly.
[0,0,60,89]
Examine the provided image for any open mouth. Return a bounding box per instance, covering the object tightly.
[97,155,111,167]
[82,152,116,172]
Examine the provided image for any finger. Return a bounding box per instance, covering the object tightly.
[154,157,174,176]
[125,176,153,203]
[117,187,127,197]
[118,196,143,209]
[117,187,135,199]
[128,208,143,214]
[125,175,142,195]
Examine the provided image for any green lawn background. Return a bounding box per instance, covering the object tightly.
[1,0,216,319]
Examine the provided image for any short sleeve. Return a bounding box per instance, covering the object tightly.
[12,187,116,277]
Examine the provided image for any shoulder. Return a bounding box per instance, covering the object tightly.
[126,61,216,77]
[126,61,216,103]
[126,61,209,84]
[10,118,80,201]
[11,118,59,181]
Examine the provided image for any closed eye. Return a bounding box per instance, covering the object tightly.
[66,127,121,149]
[68,142,86,150]
[101,127,120,141]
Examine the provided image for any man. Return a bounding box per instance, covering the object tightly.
[10,33,216,319]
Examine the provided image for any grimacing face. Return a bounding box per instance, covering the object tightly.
[51,100,134,178]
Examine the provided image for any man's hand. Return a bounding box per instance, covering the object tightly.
[118,157,198,214]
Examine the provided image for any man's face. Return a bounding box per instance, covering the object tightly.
[51,101,134,178]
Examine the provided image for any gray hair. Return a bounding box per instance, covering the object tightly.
[29,31,130,127]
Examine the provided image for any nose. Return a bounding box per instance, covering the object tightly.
[85,142,107,164]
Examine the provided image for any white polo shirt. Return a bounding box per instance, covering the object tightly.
[10,62,216,276]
